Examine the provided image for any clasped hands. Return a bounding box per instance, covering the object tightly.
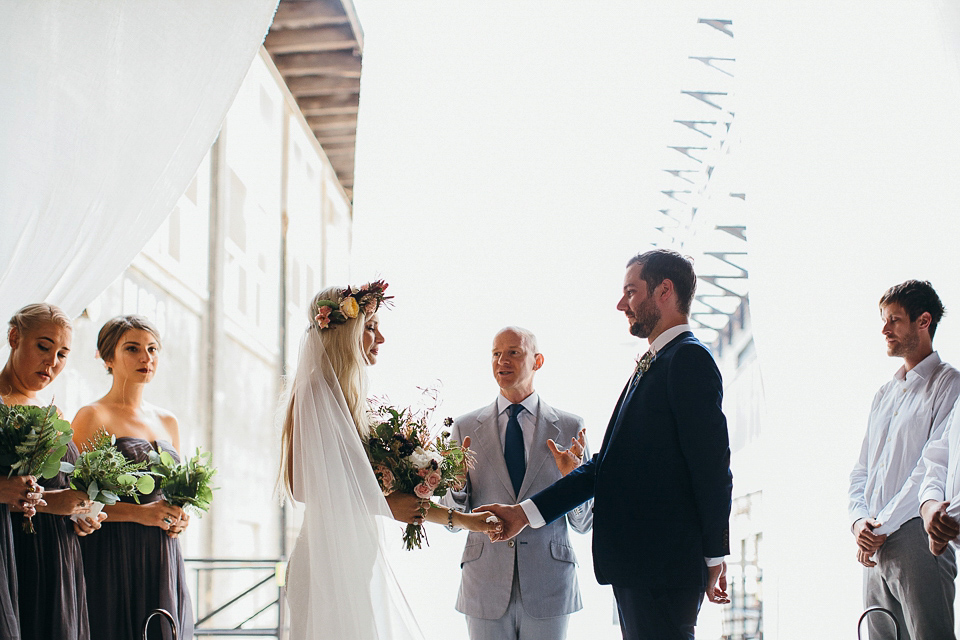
[473,503,729,605]
[921,500,960,556]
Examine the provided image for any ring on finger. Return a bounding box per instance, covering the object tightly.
[163,517,173,524]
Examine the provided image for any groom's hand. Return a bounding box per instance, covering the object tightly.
[475,503,528,541]
[705,561,729,605]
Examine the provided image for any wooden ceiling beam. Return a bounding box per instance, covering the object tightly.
[297,94,360,113]
[274,51,361,78]
[264,25,357,54]
[307,115,358,132]
[286,75,360,96]
[272,2,349,30]
[315,134,356,146]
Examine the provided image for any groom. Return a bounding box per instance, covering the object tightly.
[481,249,733,640]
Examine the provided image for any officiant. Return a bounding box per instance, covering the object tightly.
[441,326,592,640]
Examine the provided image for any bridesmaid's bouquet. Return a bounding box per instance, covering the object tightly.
[146,447,217,516]
[364,400,472,550]
[0,403,75,532]
[64,429,156,521]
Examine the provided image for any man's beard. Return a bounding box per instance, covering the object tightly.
[888,330,920,358]
[629,298,660,339]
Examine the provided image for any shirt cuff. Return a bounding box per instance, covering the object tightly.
[705,556,724,567]
[919,489,945,508]
[519,499,545,528]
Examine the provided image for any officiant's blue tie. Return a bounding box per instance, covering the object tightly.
[504,403,526,495]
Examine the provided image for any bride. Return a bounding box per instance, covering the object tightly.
[280,282,499,639]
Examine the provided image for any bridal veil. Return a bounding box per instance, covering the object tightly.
[285,328,423,639]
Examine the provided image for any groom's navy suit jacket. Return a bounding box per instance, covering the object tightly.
[531,331,732,590]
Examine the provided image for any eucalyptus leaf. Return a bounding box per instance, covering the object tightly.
[60,461,75,474]
[87,481,99,501]
[136,476,156,494]
[39,456,60,479]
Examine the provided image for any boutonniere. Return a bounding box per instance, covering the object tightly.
[632,350,655,386]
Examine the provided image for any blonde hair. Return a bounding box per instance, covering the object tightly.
[96,315,162,375]
[8,303,72,340]
[280,286,372,497]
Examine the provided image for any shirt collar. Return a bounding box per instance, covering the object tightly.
[894,350,941,383]
[497,391,539,416]
[647,323,692,356]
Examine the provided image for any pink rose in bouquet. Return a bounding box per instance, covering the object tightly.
[424,470,442,491]
[374,465,395,495]
[363,400,474,550]
[414,483,433,499]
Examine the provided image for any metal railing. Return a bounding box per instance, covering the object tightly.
[185,558,286,638]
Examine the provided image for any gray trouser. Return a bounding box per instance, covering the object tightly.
[465,570,570,640]
[863,517,957,640]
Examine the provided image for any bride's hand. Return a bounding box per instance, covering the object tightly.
[386,492,427,524]
[455,510,502,535]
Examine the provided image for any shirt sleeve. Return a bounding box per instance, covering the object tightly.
[873,374,960,535]
[520,498,546,528]
[848,390,883,526]
[918,408,954,506]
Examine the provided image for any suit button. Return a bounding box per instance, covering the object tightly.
[507,541,515,548]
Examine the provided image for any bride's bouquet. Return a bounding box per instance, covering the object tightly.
[64,429,156,522]
[0,403,75,533]
[364,400,472,550]
[146,447,217,516]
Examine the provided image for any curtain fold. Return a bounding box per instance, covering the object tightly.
[0,0,279,321]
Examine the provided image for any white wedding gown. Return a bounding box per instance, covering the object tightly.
[285,331,423,639]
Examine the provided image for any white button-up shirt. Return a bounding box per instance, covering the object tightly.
[849,351,960,536]
[496,392,539,464]
[917,405,960,527]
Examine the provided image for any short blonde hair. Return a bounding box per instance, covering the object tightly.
[8,303,72,339]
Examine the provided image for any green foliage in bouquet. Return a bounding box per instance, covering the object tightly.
[365,403,473,550]
[65,429,156,505]
[0,403,74,479]
[0,403,75,533]
[147,448,217,516]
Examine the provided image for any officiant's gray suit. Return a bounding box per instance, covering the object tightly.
[442,396,593,640]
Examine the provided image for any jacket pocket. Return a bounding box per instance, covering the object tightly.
[550,541,577,565]
[460,542,483,567]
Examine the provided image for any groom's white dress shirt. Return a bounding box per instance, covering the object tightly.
[849,351,960,536]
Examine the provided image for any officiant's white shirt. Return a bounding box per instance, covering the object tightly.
[850,351,960,536]
[497,392,539,463]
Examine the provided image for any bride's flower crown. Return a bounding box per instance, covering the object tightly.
[314,280,393,330]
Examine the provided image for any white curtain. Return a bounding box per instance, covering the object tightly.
[0,0,279,322]
[737,2,960,636]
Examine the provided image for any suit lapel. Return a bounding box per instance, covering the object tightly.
[602,332,696,451]
[517,400,560,499]
[471,401,518,500]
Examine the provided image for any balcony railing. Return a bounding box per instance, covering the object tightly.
[185,557,287,638]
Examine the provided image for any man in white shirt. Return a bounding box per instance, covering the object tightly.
[848,279,960,639]
[441,326,593,640]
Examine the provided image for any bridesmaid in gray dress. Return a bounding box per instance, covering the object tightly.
[0,303,100,640]
[72,315,193,640]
